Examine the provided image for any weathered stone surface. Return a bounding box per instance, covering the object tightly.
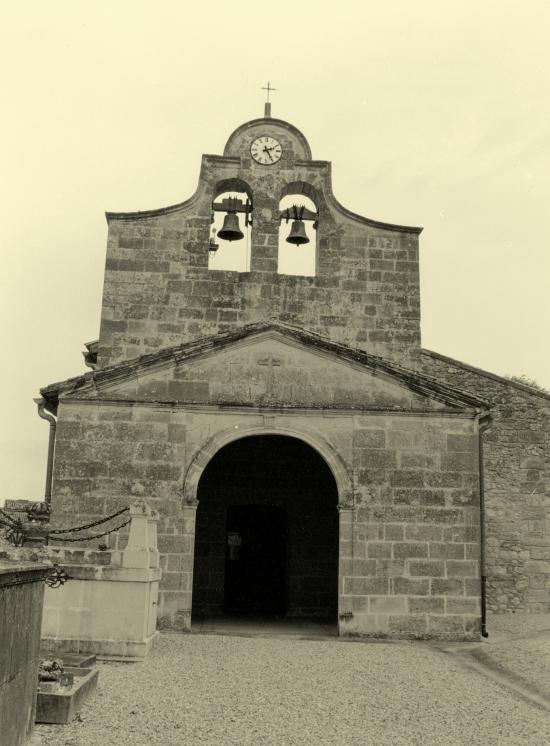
[42,506,161,657]
[39,115,496,641]
[46,390,481,638]
[421,350,550,613]
[97,119,421,370]
[36,666,98,724]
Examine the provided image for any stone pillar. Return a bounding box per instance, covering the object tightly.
[250,197,279,273]
[176,499,198,631]
[122,500,160,570]
[337,506,354,635]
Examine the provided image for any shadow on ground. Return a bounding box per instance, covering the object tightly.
[438,613,550,712]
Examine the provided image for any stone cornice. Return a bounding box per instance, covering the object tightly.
[104,118,423,235]
[40,322,491,413]
[55,398,484,418]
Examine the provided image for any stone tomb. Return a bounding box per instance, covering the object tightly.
[41,501,161,658]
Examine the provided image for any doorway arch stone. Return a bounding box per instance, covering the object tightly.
[180,423,354,630]
[182,423,354,509]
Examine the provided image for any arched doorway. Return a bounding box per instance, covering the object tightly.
[191,435,339,624]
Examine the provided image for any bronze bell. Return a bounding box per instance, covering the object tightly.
[218,212,244,242]
[286,219,309,245]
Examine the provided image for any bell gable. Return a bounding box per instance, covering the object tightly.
[99,114,422,369]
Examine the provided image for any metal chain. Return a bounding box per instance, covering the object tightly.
[48,518,131,543]
[48,506,129,534]
[0,507,18,526]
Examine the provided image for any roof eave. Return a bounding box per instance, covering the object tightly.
[39,324,490,413]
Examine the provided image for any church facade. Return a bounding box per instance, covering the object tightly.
[39,112,550,639]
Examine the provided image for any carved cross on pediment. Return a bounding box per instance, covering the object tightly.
[256,355,283,396]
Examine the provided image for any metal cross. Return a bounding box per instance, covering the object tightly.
[261,81,276,103]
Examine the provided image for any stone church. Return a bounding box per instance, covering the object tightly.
[38,108,550,640]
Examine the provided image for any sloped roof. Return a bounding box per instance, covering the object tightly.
[40,323,491,413]
[422,348,550,401]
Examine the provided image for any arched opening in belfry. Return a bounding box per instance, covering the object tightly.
[191,435,339,623]
[209,179,252,272]
[277,189,318,276]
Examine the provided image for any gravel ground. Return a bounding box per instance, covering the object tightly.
[35,633,550,746]
[487,612,550,639]
[478,613,550,697]
[464,614,550,701]
[478,635,550,698]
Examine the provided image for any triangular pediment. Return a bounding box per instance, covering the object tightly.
[42,324,488,413]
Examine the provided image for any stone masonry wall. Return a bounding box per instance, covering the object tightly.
[421,351,550,613]
[99,119,421,369]
[344,413,481,639]
[51,399,481,639]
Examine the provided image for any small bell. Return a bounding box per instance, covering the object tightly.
[218,212,244,242]
[286,219,309,245]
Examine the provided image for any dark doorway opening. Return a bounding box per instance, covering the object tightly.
[191,435,339,625]
[224,505,286,616]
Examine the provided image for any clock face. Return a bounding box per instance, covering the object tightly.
[250,136,282,165]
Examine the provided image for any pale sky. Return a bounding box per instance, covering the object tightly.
[1,1,549,501]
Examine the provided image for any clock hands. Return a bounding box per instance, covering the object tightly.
[250,137,281,164]
[263,144,282,162]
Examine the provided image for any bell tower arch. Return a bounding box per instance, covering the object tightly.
[100,110,422,369]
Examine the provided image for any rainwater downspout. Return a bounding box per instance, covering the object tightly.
[34,397,57,511]
[478,413,491,638]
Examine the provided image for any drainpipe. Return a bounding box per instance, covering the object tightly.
[478,412,491,638]
[34,398,57,511]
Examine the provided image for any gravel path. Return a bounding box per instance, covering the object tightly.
[35,633,550,746]
[479,633,550,700]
